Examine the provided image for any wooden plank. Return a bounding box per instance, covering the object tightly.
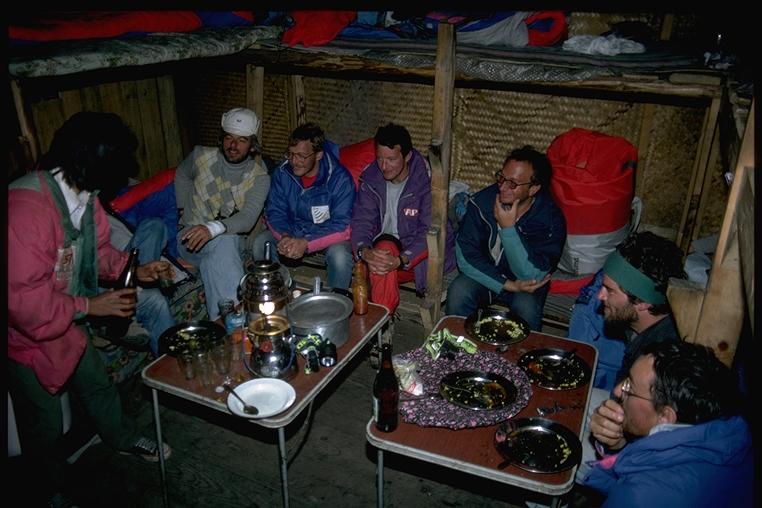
[135,78,167,180]
[11,79,41,164]
[423,22,456,330]
[118,80,147,173]
[59,89,83,121]
[156,75,184,168]
[666,278,704,340]
[676,96,721,252]
[98,81,122,114]
[287,75,307,131]
[31,97,65,155]
[734,101,755,328]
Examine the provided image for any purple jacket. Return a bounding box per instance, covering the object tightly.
[350,149,456,293]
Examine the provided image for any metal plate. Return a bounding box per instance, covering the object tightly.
[439,370,518,410]
[158,321,225,356]
[517,348,591,390]
[287,293,353,327]
[464,308,530,346]
[494,417,582,473]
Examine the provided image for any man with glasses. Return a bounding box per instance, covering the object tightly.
[582,341,752,507]
[253,122,355,289]
[175,107,270,321]
[444,145,566,330]
[351,123,457,317]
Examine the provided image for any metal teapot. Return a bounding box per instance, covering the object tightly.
[243,314,298,379]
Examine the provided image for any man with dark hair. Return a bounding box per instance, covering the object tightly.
[351,123,456,315]
[582,341,752,507]
[8,112,172,507]
[175,107,270,321]
[253,122,355,289]
[445,145,566,330]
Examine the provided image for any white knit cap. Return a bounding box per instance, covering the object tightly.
[221,107,260,137]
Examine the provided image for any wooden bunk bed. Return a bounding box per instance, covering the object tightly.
[9,14,752,364]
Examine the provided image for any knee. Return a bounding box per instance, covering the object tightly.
[326,243,352,265]
[135,218,167,241]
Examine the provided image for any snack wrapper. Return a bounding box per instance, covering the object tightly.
[423,328,477,360]
[392,356,424,395]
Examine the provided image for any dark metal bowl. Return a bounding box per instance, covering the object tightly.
[158,320,226,356]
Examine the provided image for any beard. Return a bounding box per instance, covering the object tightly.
[602,300,638,326]
[222,148,250,164]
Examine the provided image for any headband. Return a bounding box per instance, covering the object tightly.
[602,251,666,305]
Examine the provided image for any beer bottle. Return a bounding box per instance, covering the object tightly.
[107,248,139,338]
[373,343,399,432]
[352,259,369,315]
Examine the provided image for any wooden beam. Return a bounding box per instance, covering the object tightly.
[635,103,656,197]
[246,65,265,137]
[11,79,41,165]
[422,21,455,331]
[287,75,307,132]
[676,96,721,252]
[157,75,183,168]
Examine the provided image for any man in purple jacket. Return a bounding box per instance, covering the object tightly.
[351,123,456,316]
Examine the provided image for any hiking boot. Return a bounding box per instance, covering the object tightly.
[120,436,172,462]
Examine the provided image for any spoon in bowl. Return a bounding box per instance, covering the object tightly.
[223,383,259,415]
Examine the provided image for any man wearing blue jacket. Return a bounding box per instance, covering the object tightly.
[583,340,752,507]
[445,145,566,330]
[253,123,355,289]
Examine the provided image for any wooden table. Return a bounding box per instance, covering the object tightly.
[366,316,598,507]
[142,303,389,508]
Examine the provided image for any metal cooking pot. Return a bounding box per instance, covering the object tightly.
[287,278,353,347]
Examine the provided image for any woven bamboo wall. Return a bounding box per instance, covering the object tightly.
[185,69,725,238]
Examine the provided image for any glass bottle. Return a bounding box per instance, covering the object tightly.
[352,259,369,315]
[108,247,139,338]
[373,343,399,432]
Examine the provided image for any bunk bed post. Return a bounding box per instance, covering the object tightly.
[156,75,183,167]
[11,79,41,167]
[421,21,455,333]
[246,65,265,134]
[287,75,307,131]
[676,95,722,252]
[667,100,754,367]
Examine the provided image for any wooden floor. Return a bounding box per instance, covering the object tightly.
[9,278,602,508]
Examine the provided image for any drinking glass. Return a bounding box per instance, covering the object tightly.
[211,338,233,383]
[176,351,195,380]
[193,350,214,389]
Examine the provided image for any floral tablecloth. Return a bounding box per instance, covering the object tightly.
[397,348,531,430]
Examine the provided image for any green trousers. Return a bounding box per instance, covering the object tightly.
[8,337,141,496]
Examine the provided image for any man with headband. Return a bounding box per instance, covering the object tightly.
[574,231,686,481]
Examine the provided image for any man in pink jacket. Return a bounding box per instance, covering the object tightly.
[8,112,172,507]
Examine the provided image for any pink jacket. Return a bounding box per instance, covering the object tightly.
[8,174,128,394]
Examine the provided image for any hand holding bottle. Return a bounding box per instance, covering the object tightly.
[88,288,137,317]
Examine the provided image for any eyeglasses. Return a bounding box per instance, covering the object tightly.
[495,171,534,189]
[620,377,653,402]
[284,151,316,163]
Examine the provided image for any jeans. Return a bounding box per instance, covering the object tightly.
[444,273,549,331]
[176,231,245,321]
[252,230,354,290]
[127,218,176,356]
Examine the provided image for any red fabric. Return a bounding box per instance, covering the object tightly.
[549,274,594,295]
[281,11,356,48]
[339,137,375,189]
[547,128,636,235]
[525,11,567,47]
[368,239,414,315]
[110,167,176,214]
[9,11,203,42]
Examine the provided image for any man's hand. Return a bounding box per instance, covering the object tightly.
[180,225,212,252]
[137,260,173,283]
[363,247,400,276]
[493,195,519,229]
[88,288,137,317]
[589,398,627,450]
[277,236,308,259]
[503,274,551,293]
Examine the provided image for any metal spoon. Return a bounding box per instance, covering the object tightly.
[223,383,259,415]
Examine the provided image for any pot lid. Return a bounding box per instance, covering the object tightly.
[288,294,352,326]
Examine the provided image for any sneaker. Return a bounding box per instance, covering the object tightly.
[120,436,172,462]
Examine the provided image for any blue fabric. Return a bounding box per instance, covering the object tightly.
[264,140,355,243]
[567,270,625,391]
[115,182,179,258]
[582,416,753,508]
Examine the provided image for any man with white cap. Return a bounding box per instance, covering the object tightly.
[174,107,270,321]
